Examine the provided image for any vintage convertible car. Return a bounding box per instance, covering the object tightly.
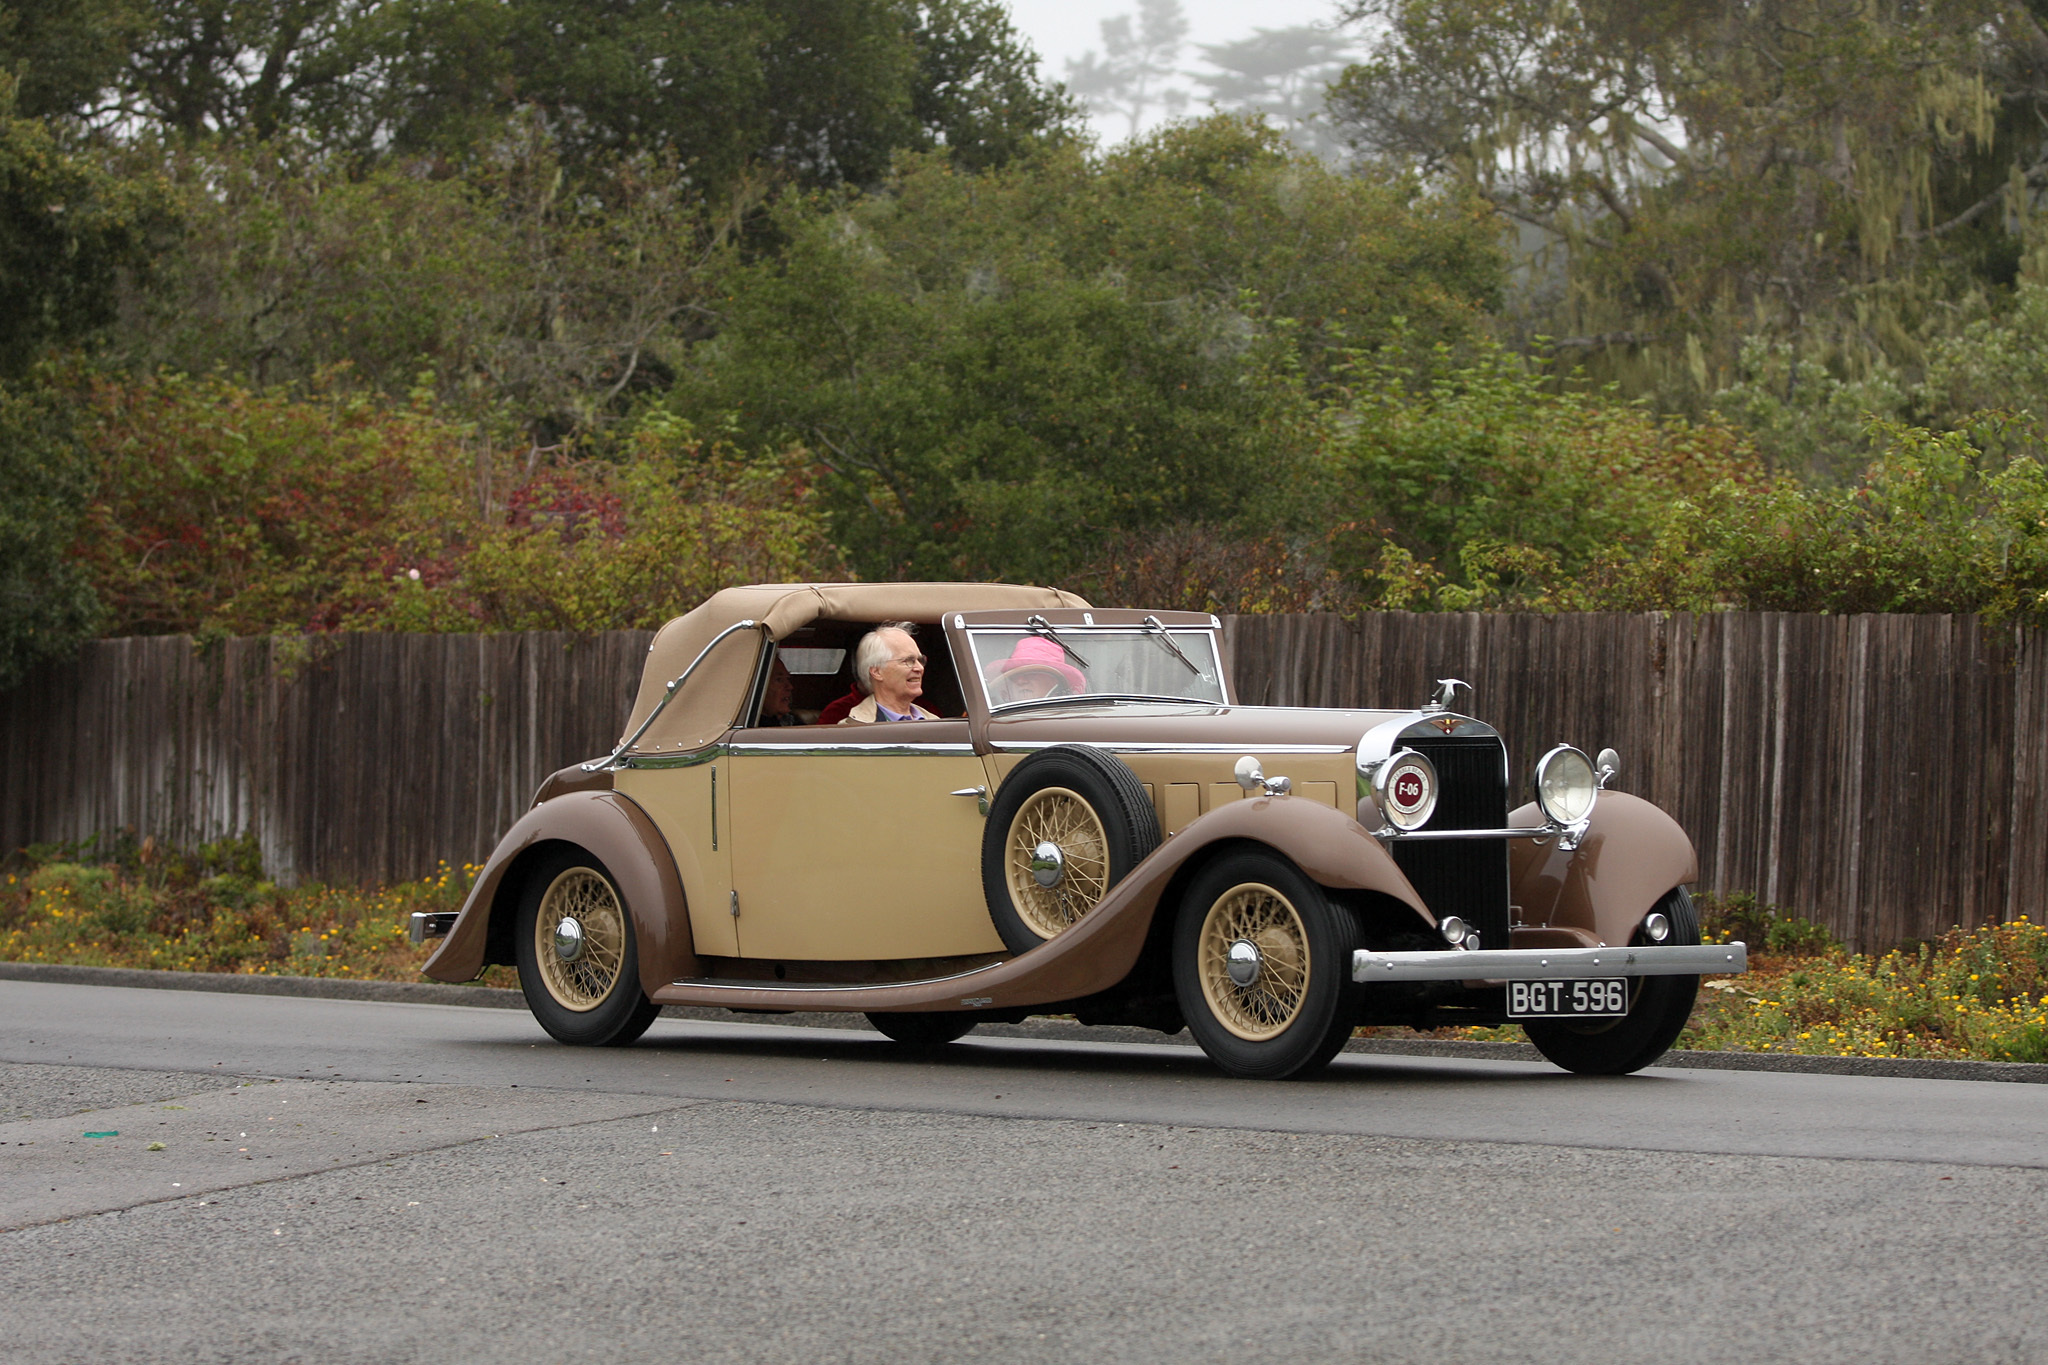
[415,583,1746,1079]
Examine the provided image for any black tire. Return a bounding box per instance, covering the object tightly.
[1171,849,1364,1080]
[981,745,1161,955]
[514,849,662,1047]
[1524,887,1702,1076]
[865,1012,976,1046]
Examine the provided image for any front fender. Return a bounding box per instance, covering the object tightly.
[1509,791,1700,947]
[422,790,696,995]
[1146,794,1432,918]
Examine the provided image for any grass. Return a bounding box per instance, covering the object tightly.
[0,833,517,991]
[5,841,2045,1062]
[1425,893,2048,1063]
[1678,908,2048,1063]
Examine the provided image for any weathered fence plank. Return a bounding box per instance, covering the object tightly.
[3,614,2044,950]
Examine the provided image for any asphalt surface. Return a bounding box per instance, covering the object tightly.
[4,979,2047,1364]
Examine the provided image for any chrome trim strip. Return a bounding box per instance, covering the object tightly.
[964,623,1220,635]
[728,742,977,756]
[619,745,726,771]
[587,619,761,771]
[670,963,1009,994]
[991,741,1355,754]
[987,692,1232,715]
[1352,943,1749,983]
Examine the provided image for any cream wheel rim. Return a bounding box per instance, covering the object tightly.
[1005,786,1111,939]
[1198,882,1310,1041]
[534,868,627,1011]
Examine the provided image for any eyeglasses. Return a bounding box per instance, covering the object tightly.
[890,654,927,668]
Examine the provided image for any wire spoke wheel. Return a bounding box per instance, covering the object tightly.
[1525,887,1703,1076]
[1197,883,1311,1042]
[533,867,627,1012]
[981,745,1159,956]
[1004,786,1111,938]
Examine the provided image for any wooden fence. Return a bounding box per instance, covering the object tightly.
[4,613,2044,950]
[0,632,654,889]
[1226,613,2048,953]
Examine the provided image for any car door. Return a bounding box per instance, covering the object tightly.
[724,720,1004,960]
[612,750,738,958]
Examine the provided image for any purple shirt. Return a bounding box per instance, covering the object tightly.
[876,702,917,721]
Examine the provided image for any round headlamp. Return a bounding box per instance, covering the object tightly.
[1371,747,1438,831]
[1534,744,1597,826]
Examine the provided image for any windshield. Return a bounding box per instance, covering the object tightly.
[968,626,1228,709]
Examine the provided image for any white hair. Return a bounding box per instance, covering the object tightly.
[852,622,916,695]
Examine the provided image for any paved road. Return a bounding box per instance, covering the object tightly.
[4,979,2046,1364]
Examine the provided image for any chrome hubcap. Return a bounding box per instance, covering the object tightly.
[1006,787,1111,940]
[552,916,586,963]
[1226,938,1261,987]
[1030,841,1065,888]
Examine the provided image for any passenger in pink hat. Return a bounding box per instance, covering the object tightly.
[984,635,1088,705]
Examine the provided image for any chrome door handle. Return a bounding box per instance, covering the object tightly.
[951,786,990,816]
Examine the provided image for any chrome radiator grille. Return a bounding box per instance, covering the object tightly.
[1392,736,1512,951]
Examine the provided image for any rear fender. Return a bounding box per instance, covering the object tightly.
[1509,791,1699,947]
[423,790,695,996]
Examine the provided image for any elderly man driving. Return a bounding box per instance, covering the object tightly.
[838,622,939,723]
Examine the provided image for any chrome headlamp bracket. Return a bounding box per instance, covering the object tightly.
[1361,818,1589,848]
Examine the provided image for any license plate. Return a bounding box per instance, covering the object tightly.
[1507,979,1629,1018]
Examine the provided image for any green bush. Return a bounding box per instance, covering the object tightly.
[1696,891,1842,957]
[24,863,112,896]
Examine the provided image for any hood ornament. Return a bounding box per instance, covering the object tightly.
[1425,678,1471,713]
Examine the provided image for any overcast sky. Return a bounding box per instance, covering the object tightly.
[1003,0,1356,142]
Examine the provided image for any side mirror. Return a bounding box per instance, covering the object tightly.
[1595,747,1621,789]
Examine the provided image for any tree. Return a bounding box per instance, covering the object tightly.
[115,126,731,437]
[75,0,1072,193]
[0,379,100,685]
[112,0,386,141]
[0,0,145,121]
[1192,26,1353,159]
[1327,0,2048,452]
[904,0,1082,172]
[672,117,1503,582]
[0,82,170,376]
[1065,0,1190,141]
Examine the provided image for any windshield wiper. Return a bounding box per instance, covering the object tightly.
[1024,615,1090,668]
[1141,615,1204,676]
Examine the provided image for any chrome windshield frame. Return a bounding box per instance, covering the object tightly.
[965,623,1228,713]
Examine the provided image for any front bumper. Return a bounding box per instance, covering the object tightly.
[1352,942,1747,983]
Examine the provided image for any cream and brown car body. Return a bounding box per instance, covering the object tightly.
[417,583,1745,1077]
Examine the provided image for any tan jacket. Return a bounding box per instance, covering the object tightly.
[837,696,939,724]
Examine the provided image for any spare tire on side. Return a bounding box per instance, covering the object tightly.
[980,744,1161,955]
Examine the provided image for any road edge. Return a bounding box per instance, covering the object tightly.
[5,960,2043,1085]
